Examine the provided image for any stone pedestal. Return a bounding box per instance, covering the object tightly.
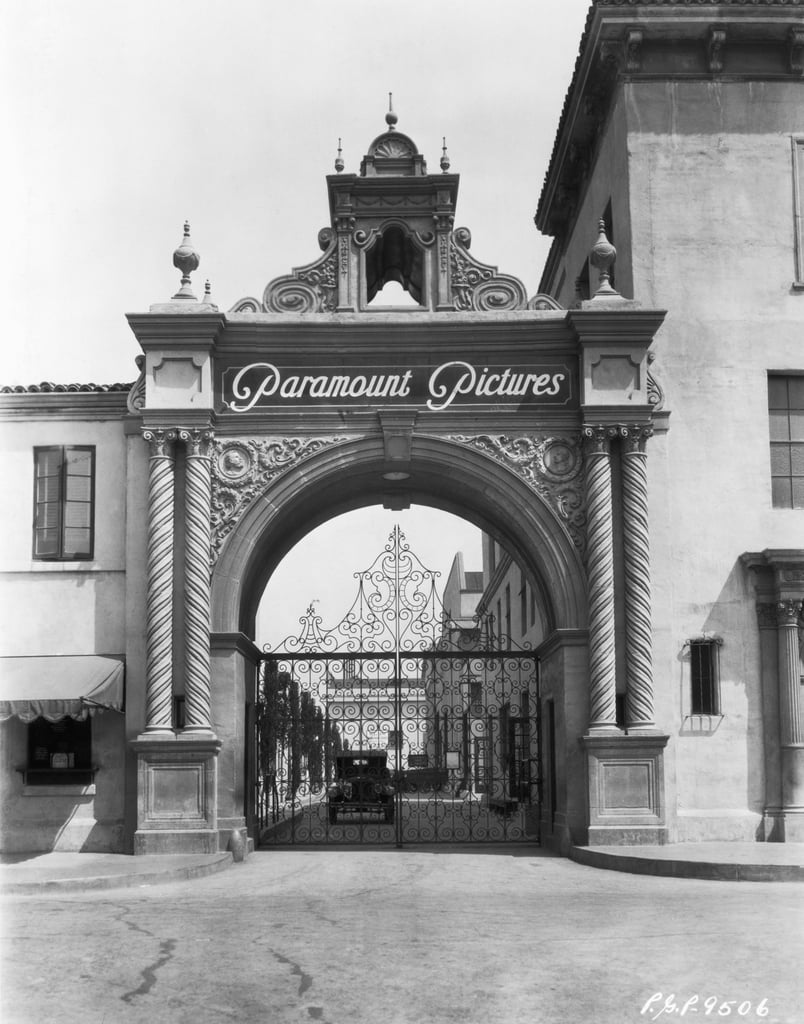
[581,732,668,845]
[775,744,804,841]
[132,735,222,854]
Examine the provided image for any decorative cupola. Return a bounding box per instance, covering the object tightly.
[232,101,558,315]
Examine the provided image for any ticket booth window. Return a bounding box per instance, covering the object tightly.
[27,716,92,784]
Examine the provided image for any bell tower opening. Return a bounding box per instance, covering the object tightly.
[366,225,423,306]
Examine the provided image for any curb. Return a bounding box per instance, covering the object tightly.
[569,846,804,883]
[0,852,234,895]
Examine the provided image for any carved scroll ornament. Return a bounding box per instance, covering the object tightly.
[449,228,529,312]
[210,436,347,561]
[448,434,585,554]
[230,229,339,314]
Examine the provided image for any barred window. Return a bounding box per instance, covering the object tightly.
[768,376,804,509]
[689,639,721,716]
[33,447,95,560]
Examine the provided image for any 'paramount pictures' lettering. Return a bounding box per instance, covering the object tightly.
[223,360,572,413]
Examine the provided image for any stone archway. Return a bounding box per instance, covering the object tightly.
[209,434,590,851]
[126,111,669,857]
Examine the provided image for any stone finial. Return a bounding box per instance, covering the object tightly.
[440,137,450,173]
[172,221,200,300]
[335,138,344,173]
[385,92,398,131]
[590,219,619,298]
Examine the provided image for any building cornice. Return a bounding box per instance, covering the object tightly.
[536,0,804,246]
[0,388,131,421]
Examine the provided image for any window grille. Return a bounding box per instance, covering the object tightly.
[33,446,95,560]
[689,638,721,716]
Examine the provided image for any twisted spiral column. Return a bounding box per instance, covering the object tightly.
[180,429,214,733]
[143,429,177,733]
[583,426,618,731]
[621,426,655,729]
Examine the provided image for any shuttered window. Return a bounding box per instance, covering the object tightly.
[33,447,95,560]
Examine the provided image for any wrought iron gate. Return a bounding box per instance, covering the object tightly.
[255,527,540,845]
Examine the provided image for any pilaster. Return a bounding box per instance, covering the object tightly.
[742,550,804,842]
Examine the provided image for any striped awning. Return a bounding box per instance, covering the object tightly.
[0,655,125,722]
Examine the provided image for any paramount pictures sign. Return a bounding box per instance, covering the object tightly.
[221,359,575,413]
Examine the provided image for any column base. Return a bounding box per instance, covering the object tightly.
[581,731,669,846]
[134,829,221,855]
[131,733,222,856]
[762,806,804,843]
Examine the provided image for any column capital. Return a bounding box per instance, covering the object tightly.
[756,602,779,630]
[777,599,804,627]
[178,427,215,457]
[582,423,618,454]
[142,427,178,457]
[619,423,653,453]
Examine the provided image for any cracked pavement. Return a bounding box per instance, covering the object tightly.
[1,848,801,1024]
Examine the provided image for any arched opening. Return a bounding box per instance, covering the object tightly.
[365,225,424,305]
[210,437,589,851]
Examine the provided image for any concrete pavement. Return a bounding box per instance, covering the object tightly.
[1,847,802,1024]
[0,851,234,894]
[2,840,802,894]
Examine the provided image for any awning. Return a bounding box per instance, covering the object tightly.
[0,655,125,723]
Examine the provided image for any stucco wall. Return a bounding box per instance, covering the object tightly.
[541,76,803,840]
[549,91,634,307]
[624,79,802,839]
[0,413,131,851]
[0,417,128,655]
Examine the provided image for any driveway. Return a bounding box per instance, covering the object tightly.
[1,847,801,1024]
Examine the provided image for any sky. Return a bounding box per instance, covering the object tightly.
[1,0,593,640]
[1,0,591,386]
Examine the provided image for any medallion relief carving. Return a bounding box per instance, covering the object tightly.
[449,434,586,553]
[210,436,347,561]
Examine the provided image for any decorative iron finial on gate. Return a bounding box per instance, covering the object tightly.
[385,92,398,130]
[172,221,200,300]
[589,219,620,299]
[440,137,450,173]
[334,138,344,173]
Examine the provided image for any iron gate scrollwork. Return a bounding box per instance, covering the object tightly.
[256,527,540,845]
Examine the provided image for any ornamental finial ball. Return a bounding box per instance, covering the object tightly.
[385,92,398,130]
[172,221,200,300]
[589,219,618,297]
[335,138,344,173]
[440,137,450,173]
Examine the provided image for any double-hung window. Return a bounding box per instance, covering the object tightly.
[768,376,804,509]
[33,446,95,560]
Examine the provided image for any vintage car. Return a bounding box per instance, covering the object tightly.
[327,751,395,824]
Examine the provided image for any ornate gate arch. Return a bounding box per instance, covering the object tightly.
[126,108,667,857]
[256,526,539,846]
